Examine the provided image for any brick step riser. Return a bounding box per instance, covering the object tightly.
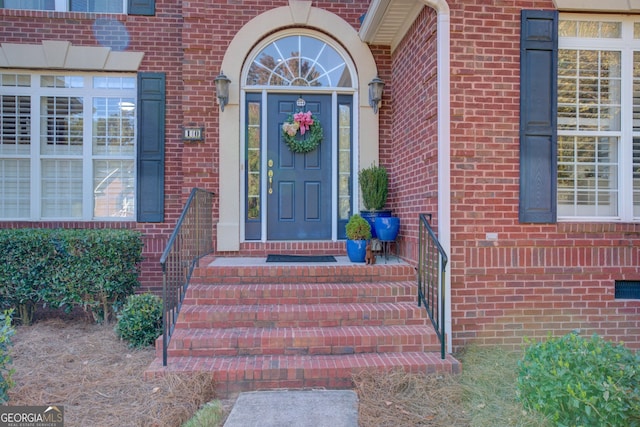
[166,343,440,358]
[214,365,434,397]
[193,274,416,285]
[163,329,441,358]
[192,265,416,285]
[176,304,428,330]
[183,282,418,306]
[182,294,417,306]
[145,352,460,398]
[177,318,428,329]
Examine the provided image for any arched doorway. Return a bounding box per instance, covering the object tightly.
[242,32,356,241]
[216,2,380,251]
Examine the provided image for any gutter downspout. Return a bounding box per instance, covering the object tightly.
[433,2,452,356]
[360,0,452,354]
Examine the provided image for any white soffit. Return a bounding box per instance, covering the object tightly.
[360,0,425,52]
[553,0,640,12]
[0,40,144,71]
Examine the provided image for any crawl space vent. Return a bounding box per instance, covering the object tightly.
[614,281,640,299]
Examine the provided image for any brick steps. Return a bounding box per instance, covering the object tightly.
[146,351,461,397]
[176,302,427,329]
[191,255,416,284]
[145,257,460,397]
[184,281,418,305]
[163,324,441,358]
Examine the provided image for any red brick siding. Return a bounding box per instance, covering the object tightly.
[385,7,439,263]
[390,1,640,350]
[0,0,371,289]
[0,4,184,292]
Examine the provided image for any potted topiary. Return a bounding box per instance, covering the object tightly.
[358,163,398,241]
[345,214,371,262]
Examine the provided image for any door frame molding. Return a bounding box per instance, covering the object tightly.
[217,1,380,251]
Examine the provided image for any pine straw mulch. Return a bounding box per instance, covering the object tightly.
[353,369,470,427]
[7,317,472,427]
[7,318,218,427]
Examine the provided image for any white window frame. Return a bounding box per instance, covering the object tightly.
[0,71,136,221]
[558,14,640,222]
[1,0,127,13]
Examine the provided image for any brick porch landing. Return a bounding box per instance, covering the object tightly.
[145,255,460,398]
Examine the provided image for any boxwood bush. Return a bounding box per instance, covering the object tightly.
[0,229,57,325]
[0,310,15,404]
[517,332,640,427]
[0,229,143,324]
[115,293,163,348]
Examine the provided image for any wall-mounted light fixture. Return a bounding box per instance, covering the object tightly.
[214,71,231,112]
[368,76,385,114]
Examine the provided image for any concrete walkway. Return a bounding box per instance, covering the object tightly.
[223,389,359,427]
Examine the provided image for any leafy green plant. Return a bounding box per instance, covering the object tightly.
[517,332,640,427]
[0,229,143,324]
[359,163,388,211]
[115,293,163,348]
[0,229,57,325]
[345,214,372,240]
[0,310,15,404]
[52,229,144,323]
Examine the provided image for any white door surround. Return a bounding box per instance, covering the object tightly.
[217,0,380,251]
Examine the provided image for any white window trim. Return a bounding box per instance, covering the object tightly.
[0,71,136,221]
[2,0,127,13]
[554,0,640,13]
[558,14,640,222]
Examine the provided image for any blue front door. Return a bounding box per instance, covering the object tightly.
[266,94,332,240]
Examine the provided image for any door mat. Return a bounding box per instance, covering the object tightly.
[266,254,337,263]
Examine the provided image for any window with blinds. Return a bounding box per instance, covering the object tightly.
[558,16,640,221]
[0,72,136,220]
[1,0,125,13]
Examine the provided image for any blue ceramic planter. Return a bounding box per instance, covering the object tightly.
[360,210,391,239]
[374,216,400,241]
[346,239,367,263]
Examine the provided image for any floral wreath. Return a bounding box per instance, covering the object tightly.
[282,110,323,154]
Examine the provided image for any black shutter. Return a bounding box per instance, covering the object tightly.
[137,72,165,223]
[128,0,155,16]
[519,10,558,223]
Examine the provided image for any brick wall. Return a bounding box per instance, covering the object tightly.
[0,3,185,292]
[390,1,640,350]
[0,0,371,290]
[385,7,439,262]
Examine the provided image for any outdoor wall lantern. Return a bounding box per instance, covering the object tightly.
[368,76,385,114]
[214,71,231,112]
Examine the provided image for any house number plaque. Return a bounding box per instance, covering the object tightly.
[183,127,204,142]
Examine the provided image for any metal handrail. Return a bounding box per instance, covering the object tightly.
[160,188,214,366]
[417,213,448,359]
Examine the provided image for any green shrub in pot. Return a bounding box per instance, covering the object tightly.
[358,163,388,211]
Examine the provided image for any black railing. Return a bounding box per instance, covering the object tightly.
[160,188,214,366]
[417,213,448,360]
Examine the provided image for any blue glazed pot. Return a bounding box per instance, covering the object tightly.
[360,210,391,239]
[374,216,400,241]
[346,239,367,263]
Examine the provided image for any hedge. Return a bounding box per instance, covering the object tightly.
[0,229,143,324]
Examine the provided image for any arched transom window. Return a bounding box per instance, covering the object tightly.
[246,35,352,88]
